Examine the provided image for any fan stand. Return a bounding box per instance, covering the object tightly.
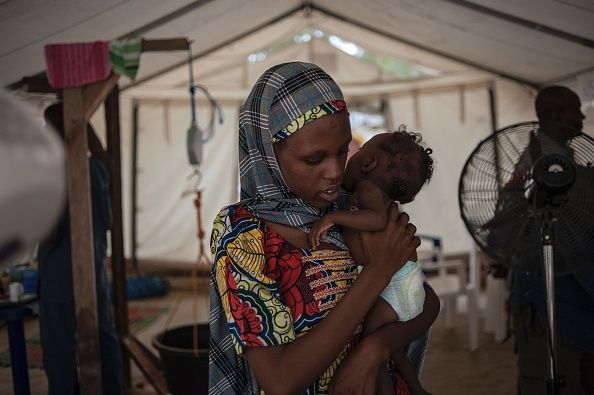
[541,209,564,395]
[532,153,576,395]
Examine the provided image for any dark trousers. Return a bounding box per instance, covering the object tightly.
[513,304,594,395]
[38,261,123,395]
[39,300,123,395]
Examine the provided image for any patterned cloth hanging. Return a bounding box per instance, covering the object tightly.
[44,41,111,88]
[109,38,142,79]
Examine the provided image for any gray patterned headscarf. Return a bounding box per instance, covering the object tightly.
[239,62,348,249]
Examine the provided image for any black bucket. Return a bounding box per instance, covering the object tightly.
[153,324,209,395]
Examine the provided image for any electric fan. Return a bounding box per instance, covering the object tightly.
[459,121,594,394]
[0,89,65,268]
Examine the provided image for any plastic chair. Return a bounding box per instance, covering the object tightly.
[418,235,480,351]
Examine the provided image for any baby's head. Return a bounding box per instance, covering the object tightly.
[344,127,433,203]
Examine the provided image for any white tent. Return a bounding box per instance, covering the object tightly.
[2,0,594,264]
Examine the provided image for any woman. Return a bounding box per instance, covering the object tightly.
[209,62,439,394]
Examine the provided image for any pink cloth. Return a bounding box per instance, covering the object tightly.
[44,41,112,88]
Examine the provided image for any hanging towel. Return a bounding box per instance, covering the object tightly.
[109,38,142,79]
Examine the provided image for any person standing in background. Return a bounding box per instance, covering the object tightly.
[37,102,123,395]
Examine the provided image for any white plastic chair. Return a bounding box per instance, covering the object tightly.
[418,235,480,351]
[484,272,508,343]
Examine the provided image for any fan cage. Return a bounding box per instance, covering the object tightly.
[458,121,594,275]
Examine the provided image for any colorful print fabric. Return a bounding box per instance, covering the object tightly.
[210,204,361,394]
[272,99,349,143]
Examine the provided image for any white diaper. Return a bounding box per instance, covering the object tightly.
[381,260,425,321]
[357,260,425,322]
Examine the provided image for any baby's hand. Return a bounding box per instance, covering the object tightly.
[309,215,334,250]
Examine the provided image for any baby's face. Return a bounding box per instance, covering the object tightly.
[377,151,424,204]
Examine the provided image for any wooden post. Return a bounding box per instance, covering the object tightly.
[489,83,502,189]
[105,85,131,389]
[141,38,189,52]
[83,73,119,122]
[131,100,139,272]
[62,87,102,394]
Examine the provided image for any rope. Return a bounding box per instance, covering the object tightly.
[159,289,184,341]
[195,191,209,265]
[160,190,211,354]
[192,190,211,355]
[159,45,217,354]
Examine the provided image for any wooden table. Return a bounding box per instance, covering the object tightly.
[0,295,36,395]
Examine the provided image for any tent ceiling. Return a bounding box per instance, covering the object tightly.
[126,11,492,102]
[459,0,594,39]
[1,0,593,88]
[0,0,197,84]
[313,0,594,85]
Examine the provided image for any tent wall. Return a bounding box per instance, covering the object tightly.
[92,98,238,263]
[5,0,592,265]
[116,78,541,263]
[389,80,536,254]
[133,103,238,261]
[100,76,592,263]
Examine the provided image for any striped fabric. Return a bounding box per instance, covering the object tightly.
[109,38,142,79]
[238,62,348,249]
[44,41,111,88]
[407,329,430,376]
[209,281,259,394]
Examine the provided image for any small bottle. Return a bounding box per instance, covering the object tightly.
[9,282,24,303]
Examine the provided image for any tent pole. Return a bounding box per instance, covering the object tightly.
[380,97,393,130]
[413,90,421,130]
[63,87,103,395]
[131,100,139,273]
[105,85,131,389]
[122,4,306,91]
[440,0,594,49]
[489,83,502,190]
[543,65,594,86]
[119,0,217,39]
[309,4,540,89]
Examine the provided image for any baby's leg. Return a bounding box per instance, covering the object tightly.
[363,299,399,395]
[363,297,399,336]
[364,301,429,395]
[364,281,430,395]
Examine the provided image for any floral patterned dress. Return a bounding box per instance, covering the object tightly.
[210,204,362,394]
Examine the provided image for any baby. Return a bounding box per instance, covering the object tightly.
[310,127,434,394]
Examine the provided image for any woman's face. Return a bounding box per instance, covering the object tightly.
[274,113,352,208]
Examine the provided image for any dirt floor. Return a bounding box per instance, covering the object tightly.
[0,275,517,394]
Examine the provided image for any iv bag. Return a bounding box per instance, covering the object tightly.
[187,123,203,166]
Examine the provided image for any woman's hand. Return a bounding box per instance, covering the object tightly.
[328,336,386,395]
[359,202,420,281]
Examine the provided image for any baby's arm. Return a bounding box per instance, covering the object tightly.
[309,180,389,249]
